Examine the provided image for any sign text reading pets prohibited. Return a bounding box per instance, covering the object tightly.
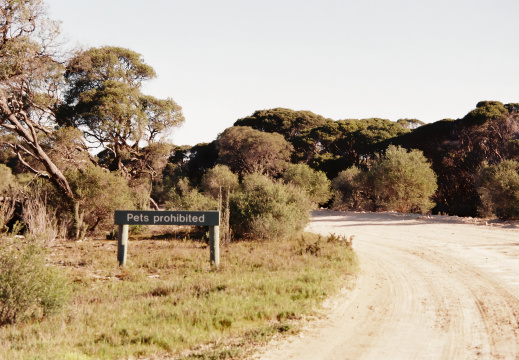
[114,210,220,226]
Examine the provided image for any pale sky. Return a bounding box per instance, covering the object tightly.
[45,0,519,146]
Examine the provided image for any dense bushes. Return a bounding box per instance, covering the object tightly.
[477,160,519,219]
[332,166,371,211]
[165,177,217,211]
[371,146,437,213]
[5,101,519,241]
[282,164,331,205]
[66,165,134,236]
[332,146,437,214]
[230,174,313,240]
[0,238,69,325]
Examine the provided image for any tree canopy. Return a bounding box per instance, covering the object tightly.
[0,0,73,201]
[216,126,293,177]
[233,108,329,140]
[58,46,184,175]
[0,1,189,237]
[1,1,519,240]
[387,101,519,216]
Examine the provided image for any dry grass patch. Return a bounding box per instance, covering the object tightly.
[0,232,357,360]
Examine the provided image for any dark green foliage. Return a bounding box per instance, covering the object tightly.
[332,146,437,214]
[388,101,519,216]
[293,118,410,178]
[282,164,331,206]
[462,101,508,125]
[477,160,519,219]
[331,166,371,211]
[158,101,519,219]
[161,143,220,194]
[186,142,219,185]
[66,165,134,234]
[231,109,410,181]
[0,238,69,325]
[370,146,437,213]
[161,151,230,211]
[59,46,184,176]
[229,174,313,240]
[217,126,293,177]
[233,108,329,140]
[306,153,344,180]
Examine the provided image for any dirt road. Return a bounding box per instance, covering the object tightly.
[251,210,519,360]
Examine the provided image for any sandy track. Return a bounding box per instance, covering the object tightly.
[251,210,519,360]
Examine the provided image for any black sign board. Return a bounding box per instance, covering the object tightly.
[114,210,220,226]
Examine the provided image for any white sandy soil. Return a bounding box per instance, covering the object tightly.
[250,210,519,360]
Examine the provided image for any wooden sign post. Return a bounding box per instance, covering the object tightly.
[114,210,220,267]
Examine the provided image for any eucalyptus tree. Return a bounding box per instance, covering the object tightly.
[0,0,75,201]
[58,46,184,177]
[0,1,185,237]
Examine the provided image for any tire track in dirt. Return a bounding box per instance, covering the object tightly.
[251,211,519,360]
[406,245,519,358]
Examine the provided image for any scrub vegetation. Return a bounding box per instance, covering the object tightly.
[0,232,357,359]
[1,0,519,358]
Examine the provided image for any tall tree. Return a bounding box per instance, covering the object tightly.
[58,46,184,176]
[0,0,75,201]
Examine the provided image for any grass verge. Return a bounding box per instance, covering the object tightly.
[0,231,357,360]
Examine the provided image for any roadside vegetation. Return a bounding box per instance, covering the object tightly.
[0,231,357,360]
[332,145,438,214]
[1,1,519,359]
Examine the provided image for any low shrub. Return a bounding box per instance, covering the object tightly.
[66,165,134,235]
[0,238,69,326]
[331,166,372,211]
[331,146,437,214]
[282,164,332,206]
[371,146,437,213]
[230,173,313,240]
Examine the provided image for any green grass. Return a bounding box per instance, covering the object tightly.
[0,232,357,359]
